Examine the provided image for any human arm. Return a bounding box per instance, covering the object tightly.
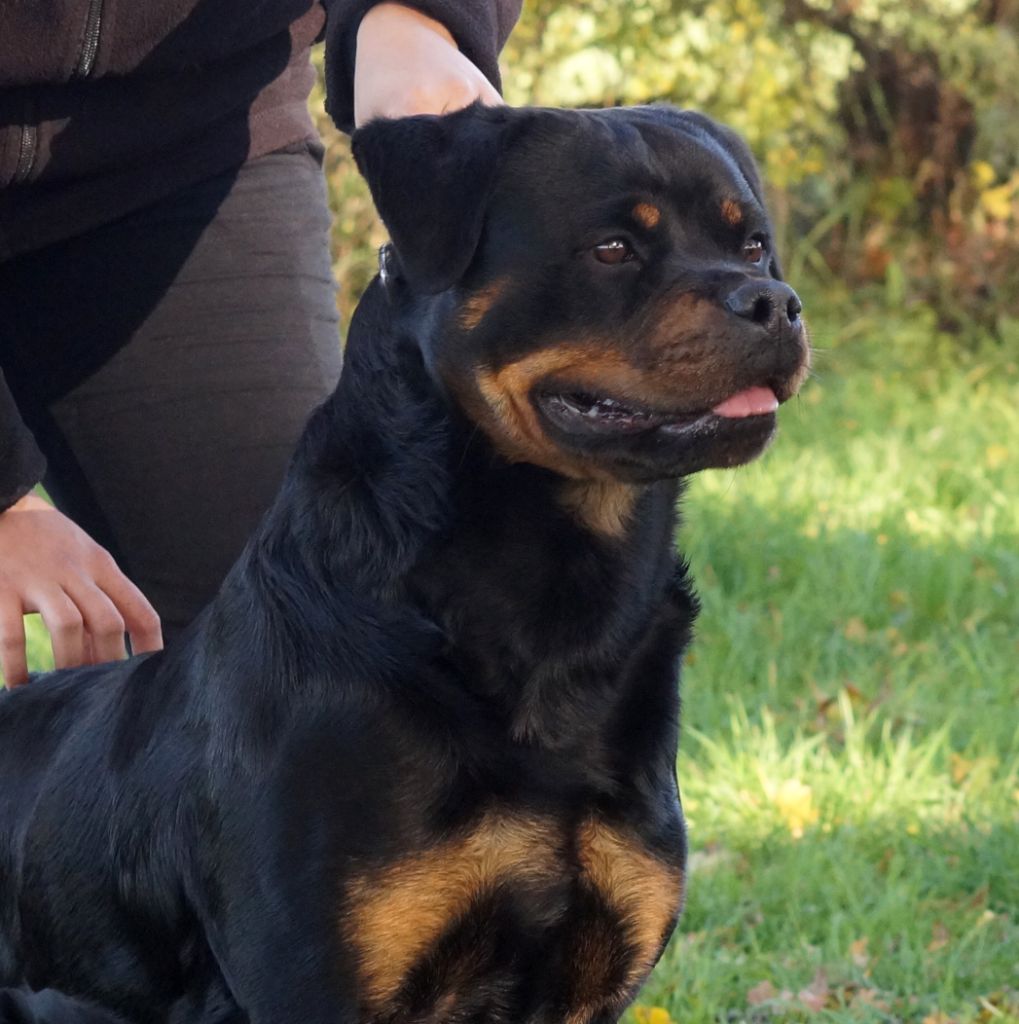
[321,0,523,131]
[0,369,46,515]
[0,372,162,687]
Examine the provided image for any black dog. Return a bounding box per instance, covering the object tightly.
[0,103,808,1024]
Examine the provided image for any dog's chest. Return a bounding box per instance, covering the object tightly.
[342,811,683,1023]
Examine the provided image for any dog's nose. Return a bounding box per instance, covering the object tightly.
[725,281,802,333]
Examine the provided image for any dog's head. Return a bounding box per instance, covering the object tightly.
[353,103,810,483]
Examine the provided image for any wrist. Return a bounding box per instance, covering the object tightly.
[4,493,49,515]
[358,3,458,51]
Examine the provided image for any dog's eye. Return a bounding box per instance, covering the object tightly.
[593,239,635,265]
[742,238,766,264]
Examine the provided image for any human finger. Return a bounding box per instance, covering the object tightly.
[0,595,28,687]
[93,558,163,655]
[33,587,86,670]
[62,576,127,665]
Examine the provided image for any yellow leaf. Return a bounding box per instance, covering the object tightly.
[971,160,997,188]
[981,183,1015,220]
[633,1008,674,1024]
[844,617,868,641]
[850,936,870,968]
[765,778,819,838]
[951,753,974,785]
[986,444,1009,469]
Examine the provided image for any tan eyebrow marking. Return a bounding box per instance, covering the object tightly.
[720,198,743,226]
[457,278,510,331]
[632,203,661,229]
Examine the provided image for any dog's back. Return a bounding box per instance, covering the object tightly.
[0,653,234,1023]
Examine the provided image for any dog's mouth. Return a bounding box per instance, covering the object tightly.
[534,385,779,439]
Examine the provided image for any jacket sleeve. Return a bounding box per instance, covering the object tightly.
[321,0,523,133]
[0,370,46,512]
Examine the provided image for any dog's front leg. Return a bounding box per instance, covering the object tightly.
[192,838,363,1024]
[200,906,361,1024]
[0,988,128,1024]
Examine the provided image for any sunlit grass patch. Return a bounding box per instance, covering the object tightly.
[625,704,1019,1023]
[682,699,1018,840]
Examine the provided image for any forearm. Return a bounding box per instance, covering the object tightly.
[0,369,45,512]
[321,0,523,132]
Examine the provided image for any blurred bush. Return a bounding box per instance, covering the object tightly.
[313,0,1019,342]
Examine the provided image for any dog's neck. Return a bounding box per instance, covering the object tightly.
[212,279,691,742]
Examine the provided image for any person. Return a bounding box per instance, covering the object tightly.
[0,0,522,687]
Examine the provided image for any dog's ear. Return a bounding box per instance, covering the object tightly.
[351,103,512,294]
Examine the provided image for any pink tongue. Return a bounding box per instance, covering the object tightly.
[712,386,779,418]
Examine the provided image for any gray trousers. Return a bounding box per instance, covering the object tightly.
[0,143,343,637]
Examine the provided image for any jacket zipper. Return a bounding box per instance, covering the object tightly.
[7,1,103,187]
[75,0,105,77]
[12,124,37,185]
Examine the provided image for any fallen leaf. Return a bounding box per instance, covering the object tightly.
[844,617,868,641]
[850,936,870,969]
[986,444,1009,469]
[928,922,950,953]
[748,981,777,1006]
[797,969,830,1012]
[851,988,890,1011]
[633,1007,674,1024]
[764,778,819,838]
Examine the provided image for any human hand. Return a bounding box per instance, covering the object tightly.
[0,493,162,687]
[353,3,503,128]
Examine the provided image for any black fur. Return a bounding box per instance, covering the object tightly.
[0,104,808,1024]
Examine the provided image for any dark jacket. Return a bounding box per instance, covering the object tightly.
[0,0,521,511]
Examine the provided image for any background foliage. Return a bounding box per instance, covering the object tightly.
[318,0,1019,340]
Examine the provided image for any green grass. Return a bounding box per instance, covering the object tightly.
[22,296,1019,1021]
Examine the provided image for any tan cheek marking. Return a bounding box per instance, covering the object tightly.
[644,293,727,387]
[577,820,683,991]
[474,346,639,480]
[721,198,744,227]
[560,480,640,538]
[457,278,510,331]
[465,305,726,482]
[632,203,661,229]
[343,813,560,1008]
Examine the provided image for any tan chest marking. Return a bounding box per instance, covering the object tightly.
[559,479,640,538]
[343,815,682,1018]
[575,819,684,994]
[343,813,560,1007]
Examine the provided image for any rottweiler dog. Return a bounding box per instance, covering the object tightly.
[0,103,809,1024]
